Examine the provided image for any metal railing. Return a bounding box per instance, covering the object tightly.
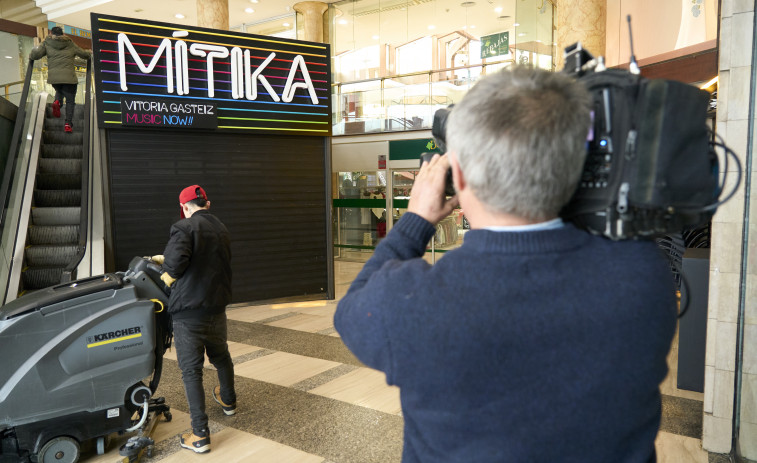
[0,60,35,230]
[1,80,24,100]
[61,58,92,283]
[331,59,514,136]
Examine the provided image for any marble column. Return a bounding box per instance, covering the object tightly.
[554,0,606,70]
[293,1,328,43]
[703,0,757,457]
[197,0,228,30]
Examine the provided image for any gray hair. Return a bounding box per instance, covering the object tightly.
[446,66,591,221]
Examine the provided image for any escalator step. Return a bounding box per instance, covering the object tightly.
[39,158,81,174]
[43,131,83,145]
[28,225,79,245]
[32,207,80,226]
[22,267,65,290]
[41,144,82,159]
[37,173,81,190]
[46,104,86,119]
[34,189,81,207]
[25,245,78,267]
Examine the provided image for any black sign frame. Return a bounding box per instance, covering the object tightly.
[90,13,331,136]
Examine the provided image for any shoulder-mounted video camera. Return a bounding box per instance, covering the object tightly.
[422,28,739,240]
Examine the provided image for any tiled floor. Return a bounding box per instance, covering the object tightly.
[74,259,711,462]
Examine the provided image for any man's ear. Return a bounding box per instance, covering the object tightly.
[449,152,466,193]
[206,200,211,209]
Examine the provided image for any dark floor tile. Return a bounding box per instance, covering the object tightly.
[660,394,703,439]
[227,319,362,366]
[708,452,732,463]
[157,360,403,463]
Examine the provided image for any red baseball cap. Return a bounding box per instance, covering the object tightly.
[179,185,208,218]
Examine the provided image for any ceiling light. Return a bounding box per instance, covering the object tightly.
[518,33,526,36]
[175,13,185,19]
[428,25,436,30]
[283,22,290,27]
[494,6,503,13]
[462,25,467,29]
[338,19,348,25]
[4,56,12,59]
[514,22,520,26]
[470,25,476,29]
[245,7,254,13]
[250,0,258,2]
[372,35,379,40]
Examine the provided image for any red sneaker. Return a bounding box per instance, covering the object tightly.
[52,100,61,118]
[64,123,72,133]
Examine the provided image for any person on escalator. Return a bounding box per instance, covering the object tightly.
[29,26,90,133]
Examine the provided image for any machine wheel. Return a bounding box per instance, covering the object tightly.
[96,435,110,455]
[37,436,80,463]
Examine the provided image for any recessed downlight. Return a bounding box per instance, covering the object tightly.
[245,7,254,13]
[175,13,185,19]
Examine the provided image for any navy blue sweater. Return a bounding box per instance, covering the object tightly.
[335,212,677,463]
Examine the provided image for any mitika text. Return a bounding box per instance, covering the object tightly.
[117,33,318,104]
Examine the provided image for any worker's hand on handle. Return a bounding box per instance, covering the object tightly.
[151,255,165,265]
[408,154,459,226]
[160,273,176,288]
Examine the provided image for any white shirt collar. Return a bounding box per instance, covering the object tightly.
[482,218,565,232]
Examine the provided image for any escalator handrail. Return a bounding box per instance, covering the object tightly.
[0,59,35,230]
[61,58,92,283]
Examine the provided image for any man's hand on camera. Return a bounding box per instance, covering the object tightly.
[408,154,459,226]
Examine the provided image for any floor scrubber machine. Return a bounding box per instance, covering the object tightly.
[0,257,173,462]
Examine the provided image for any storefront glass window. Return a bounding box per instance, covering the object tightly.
[0,32,35,106]
[333,171,387,262]
[330,0,555,135]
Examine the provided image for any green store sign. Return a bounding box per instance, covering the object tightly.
[481,31,510,59]
[388,138,442,161]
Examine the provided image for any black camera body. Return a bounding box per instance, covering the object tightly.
[419,107,456,197]
[420,43,737,240]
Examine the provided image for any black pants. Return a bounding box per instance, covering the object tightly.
[173,313,236,434]
[51,83,77,125]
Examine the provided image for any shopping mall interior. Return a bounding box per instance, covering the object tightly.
[0,0,755,461]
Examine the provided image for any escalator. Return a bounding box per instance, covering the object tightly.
[22,104,86,293]
[0,58,94,303]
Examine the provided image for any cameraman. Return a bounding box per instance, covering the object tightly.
[334,66,676,463]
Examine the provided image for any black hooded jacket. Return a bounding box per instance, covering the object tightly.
[162,209,232,320]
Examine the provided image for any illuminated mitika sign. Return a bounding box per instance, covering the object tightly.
[91,13,331,135]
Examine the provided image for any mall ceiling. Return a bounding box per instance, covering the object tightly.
[0,0,323,30]
[0,0,525,39]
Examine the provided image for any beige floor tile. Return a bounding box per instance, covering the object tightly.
[234,351,340,387]
[163,341,263,368]
[310,367,401,415]
[226,305,295,323]
[159,427,323,463]
[270,300,329,310]
[293,304,337,318]
[655,431,708,462]
[265,313,335,333]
